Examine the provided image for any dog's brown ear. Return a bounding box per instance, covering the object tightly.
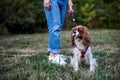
[72,35,75,47]
[71,27,76,47]
[82,26,90,47]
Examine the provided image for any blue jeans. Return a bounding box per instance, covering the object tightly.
[44,0,68,54]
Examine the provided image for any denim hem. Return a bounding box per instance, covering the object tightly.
[48,48,60,54]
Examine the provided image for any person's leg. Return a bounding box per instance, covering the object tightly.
[44,0,68,65]
[58,0,68,29]
[50,0,68,54]
[44,0,61,54]
[44,8,52,53]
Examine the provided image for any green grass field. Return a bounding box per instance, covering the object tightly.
[0,30,120,80]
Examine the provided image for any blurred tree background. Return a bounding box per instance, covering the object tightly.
[0,0,120,34]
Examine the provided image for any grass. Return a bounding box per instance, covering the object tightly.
[0,29,120,80]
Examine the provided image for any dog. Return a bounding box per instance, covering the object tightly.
[70,25,97,74]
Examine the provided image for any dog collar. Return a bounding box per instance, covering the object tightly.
[75,46,89,58]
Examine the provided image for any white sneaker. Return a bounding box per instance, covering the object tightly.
[48,55,54,61]
[48,52,54,61]
[49,54,67,66]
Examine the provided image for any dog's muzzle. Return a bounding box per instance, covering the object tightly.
[72,30,82,39]
[73,30,79,36]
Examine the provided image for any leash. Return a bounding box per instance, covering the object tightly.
[68,6,78,26]
[71,14,77,26]
[68,6,89,26]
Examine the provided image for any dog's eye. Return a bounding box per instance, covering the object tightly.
[73,31,76,34]
[78,30,82,33]
[73,30,79,36]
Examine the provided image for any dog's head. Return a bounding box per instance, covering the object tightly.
[71,25,90,47]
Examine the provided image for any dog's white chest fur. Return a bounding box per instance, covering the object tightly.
[74,39,87,57]
[75,38,84,49]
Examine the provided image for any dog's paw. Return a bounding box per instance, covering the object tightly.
[74,68,79,71]
[73,67,79,71]
[89,70,95,78]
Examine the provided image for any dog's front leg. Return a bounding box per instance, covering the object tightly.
[73,55,79,71]
[72,50,80,71]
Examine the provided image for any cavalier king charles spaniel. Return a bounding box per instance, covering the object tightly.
[70,25,97,74]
